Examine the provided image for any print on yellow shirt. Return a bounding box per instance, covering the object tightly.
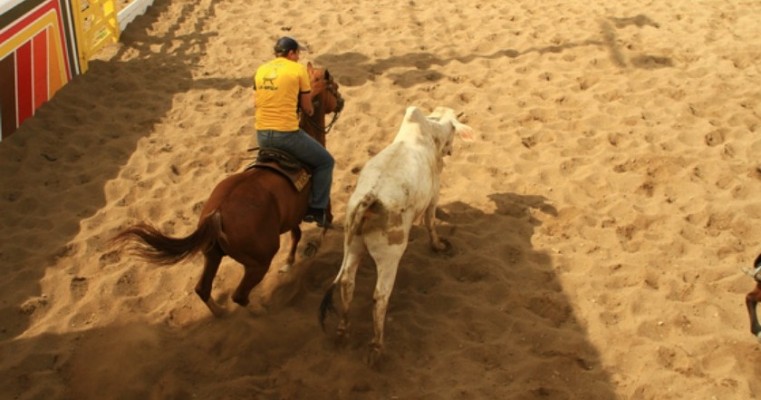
[254,58,311,131]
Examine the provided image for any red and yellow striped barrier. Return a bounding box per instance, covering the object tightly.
[0,0,152,141]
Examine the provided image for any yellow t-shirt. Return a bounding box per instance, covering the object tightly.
[253,57,311,131]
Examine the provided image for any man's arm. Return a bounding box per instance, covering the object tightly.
[300,92,314,117]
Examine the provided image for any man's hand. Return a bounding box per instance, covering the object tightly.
[300,92,313,117]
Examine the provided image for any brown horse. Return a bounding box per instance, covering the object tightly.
[745,253,761,341]
[112,63,344,315]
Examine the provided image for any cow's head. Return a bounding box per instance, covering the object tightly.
[426,107,474,157]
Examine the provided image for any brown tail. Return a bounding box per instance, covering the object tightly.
[111,211,223,265]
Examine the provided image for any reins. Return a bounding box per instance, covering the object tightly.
[302,78,343,134]
[303,108,342,134]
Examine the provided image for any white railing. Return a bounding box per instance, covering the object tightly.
[117,0,153,32]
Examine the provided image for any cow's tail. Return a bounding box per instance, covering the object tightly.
[345,192,377,244]
[112,210,223,266]
[319,192,378,330]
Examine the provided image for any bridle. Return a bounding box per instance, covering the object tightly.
[303,70,344,134]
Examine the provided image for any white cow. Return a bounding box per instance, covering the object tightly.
[319,106,473,364]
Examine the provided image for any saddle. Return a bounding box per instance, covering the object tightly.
[245,148,311,191]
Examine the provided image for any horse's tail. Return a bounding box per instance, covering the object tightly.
[319,192,378,330]
[112,210,223,265]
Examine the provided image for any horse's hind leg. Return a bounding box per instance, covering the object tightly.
[336,238,364,341]
[303,202,332,258]
[279,227,302,273]
[746,284,761,340]
[302,225,331,259]
[232,260,269,306]
[196,245,225,316]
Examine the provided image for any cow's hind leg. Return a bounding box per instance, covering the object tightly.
[196,244,224,316]
[423,201,449,252]
[335,237,364,342]
[366,241,407,366]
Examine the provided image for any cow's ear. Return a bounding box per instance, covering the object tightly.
[453,121,475,141]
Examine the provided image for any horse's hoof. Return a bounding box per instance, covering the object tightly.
[303,241,320,258]
[232,295,250,307]
[756,331,761,343]
[247,302,269,316]
[205,300,226,318]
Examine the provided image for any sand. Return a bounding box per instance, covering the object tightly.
[1,0,761,398]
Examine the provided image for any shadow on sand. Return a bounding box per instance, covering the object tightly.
[0,8,672,398]
[315,13,670,88]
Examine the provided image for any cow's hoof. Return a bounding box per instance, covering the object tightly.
[432,238,453,255]
[335,331,349,348]
[366,344,384,367]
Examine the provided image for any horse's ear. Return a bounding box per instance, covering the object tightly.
[307,62,314,74]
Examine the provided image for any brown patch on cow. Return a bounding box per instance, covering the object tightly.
[360,203,405,237]
[361,201,388,233]
[386,229,406,245]
[384,212,406,245]
[387,211,403,228]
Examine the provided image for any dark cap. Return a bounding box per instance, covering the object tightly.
[274,37,306,55]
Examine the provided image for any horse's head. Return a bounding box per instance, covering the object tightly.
[307,62,345,116]
[301,63,344,143]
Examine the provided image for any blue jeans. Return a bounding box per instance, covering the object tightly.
[257,129,334,209]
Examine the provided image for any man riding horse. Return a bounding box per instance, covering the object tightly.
[254,37,333,227]
[112,48,344,312]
